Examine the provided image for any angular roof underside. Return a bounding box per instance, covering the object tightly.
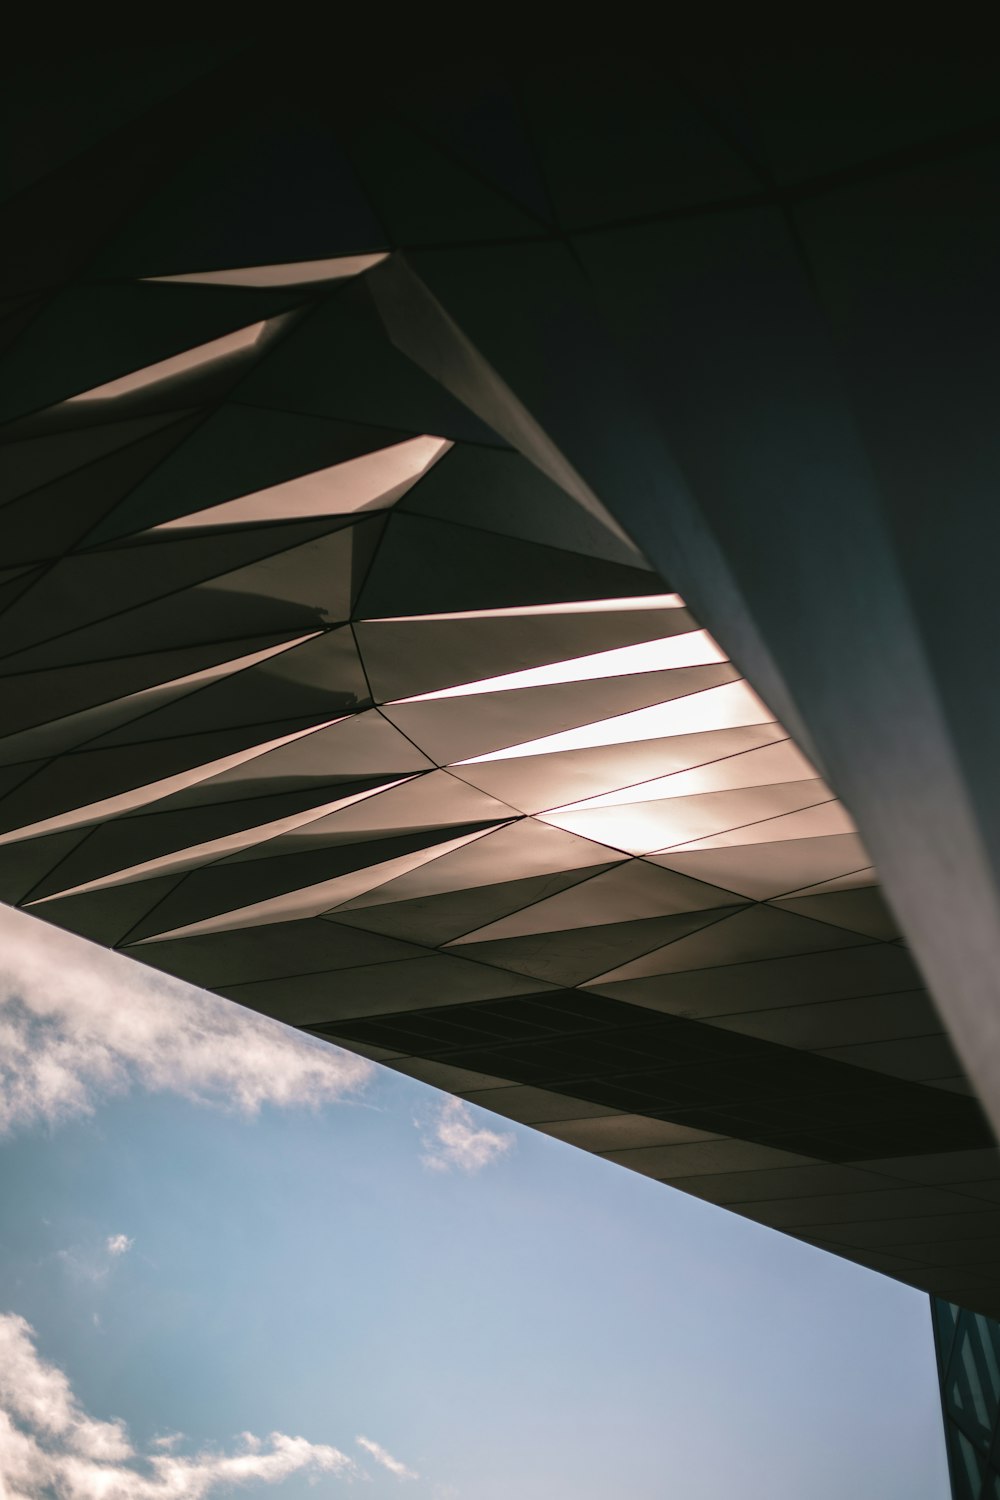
[3,48,1000,1315]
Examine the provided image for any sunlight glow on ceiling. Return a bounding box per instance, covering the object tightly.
[393,629,724,702]
[68,321,268,402]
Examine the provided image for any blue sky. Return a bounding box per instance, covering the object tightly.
[0,904,950,1500]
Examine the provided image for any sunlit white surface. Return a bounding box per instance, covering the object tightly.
[367,593,686,623]
[156,436,452,530]
[394,630,724,702]
[456,680,774,763]
[144,253,388,287]
[674,798,855,850]
[546,737,813,812]
[539,781,832,856]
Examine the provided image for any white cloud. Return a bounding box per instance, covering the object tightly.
[356,1435,417,1481]
[0,905,372,1138]
[55,1234,134,1287]
[0,1313,357,1499]
[55,1249,109,1288]
[419,1097,514,1175]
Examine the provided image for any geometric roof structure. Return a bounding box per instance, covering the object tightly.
[4,49,1000,1316]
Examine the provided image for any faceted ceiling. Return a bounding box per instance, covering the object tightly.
[3,49,1000,1317]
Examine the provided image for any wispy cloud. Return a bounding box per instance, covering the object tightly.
[0,905,372,1138]
[356,1435,417,1480]
[55,1233,135,1287]
[419,1096,514,1175]
[0,1313,357,1498]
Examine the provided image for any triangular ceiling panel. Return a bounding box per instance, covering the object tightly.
[23,778,404,904]
[445,725,791,817]
[383,663,737,768]
[790,865,879,898]
[222,770,515,860]
[145,254,388,289]
[590,905,873,986]
[87,407,428,541]
[129,915,425,992]
[0,634,317,764]
[328,864,622,948]
[449,859,739,943]
[0,515,364,660]
[650,833,874,903]
[0,517,382,669]
[86,628,370,749]
[0,408,197,505]
[0,718,340,842]
[451,906,746,987]
[163,711,436,809]
[0,632,306,735]
[0,565,43,620]
[0,411,205,565]
[539,779,832,858]
[0,826,89,905]
[233,278,508,444]
[157,436,449,531]
[128,823,508,944]
[214,952,561,1027]
[398,443,647,567]
[354,512,664,618]
[589,943,926,1022]
[354,597,694,704]
[773,887,901,941]
[333,819,630,912]
[33,870,187,949]
[665,799,856,851]
[0,283,300,423]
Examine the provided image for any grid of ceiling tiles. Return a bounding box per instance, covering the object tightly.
[1,141,999,1312]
